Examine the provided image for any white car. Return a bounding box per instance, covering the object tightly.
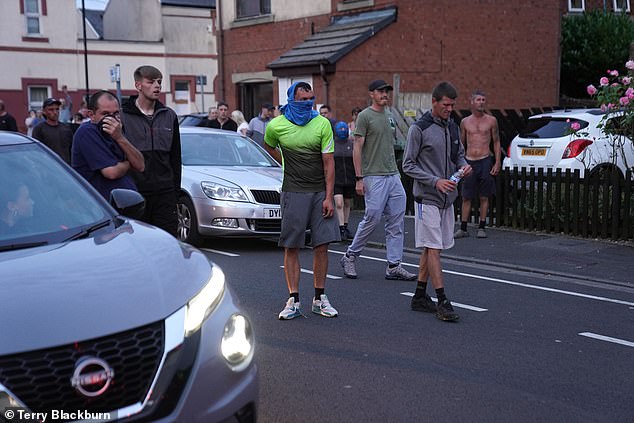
[503,109,634,179]
[177,127,283,245]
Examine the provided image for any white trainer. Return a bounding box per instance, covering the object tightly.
[278,297,302,320]
[312,294,338,318]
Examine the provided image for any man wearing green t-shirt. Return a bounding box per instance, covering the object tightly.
[340,79,416,281]
[265,82,340,320]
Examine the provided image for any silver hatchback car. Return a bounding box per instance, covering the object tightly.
[0,131,257,422]
[177,127,283,245]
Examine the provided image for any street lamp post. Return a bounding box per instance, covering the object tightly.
[81,0,90,102]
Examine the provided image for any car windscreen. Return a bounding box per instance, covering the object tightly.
[0,143,110,246]
[181,133,279,167]
[179,116,206,127]
[520,117,590,138]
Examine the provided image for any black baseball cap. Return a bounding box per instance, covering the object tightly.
[42,98,62,108]
[368,79,393,91]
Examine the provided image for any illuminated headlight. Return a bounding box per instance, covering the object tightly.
[184,266,225,336]
[221,314,254,371]
[201,181,249,202]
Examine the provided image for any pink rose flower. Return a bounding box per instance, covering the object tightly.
[610,70,620,77]
[600,104,608,112]
[620,96,630,106]
[623,77,632,85]
[627,87,634,99]
[570,122,581,131]
[587,84,597,95]
[612,83,620,87]
[600,77,609,86]
[626,60,634,70]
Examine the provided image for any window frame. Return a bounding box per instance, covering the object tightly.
[236,0,271,19]
[24,0,41,35]
[613,0,631,12]
[568,0,585,12]
[27,85,51,111]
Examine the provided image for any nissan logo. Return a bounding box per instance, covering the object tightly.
[70,356,115,397]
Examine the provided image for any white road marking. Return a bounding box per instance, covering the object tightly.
[200,248,240,257]
[443,269,634,307]
[279,266,343,280]
[400,292,488,312]
[329,250,634,307]
[578,332,634,348]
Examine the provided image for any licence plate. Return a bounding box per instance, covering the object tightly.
[264,208,281,219]
[521,148,547,156]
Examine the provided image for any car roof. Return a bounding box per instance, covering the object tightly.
[179,126,244,136]
[179,113,207,118]
[529,108,607,120]
[0,131,37,146]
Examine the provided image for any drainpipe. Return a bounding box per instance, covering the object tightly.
[320,63,329,107]
[216,0,225,102]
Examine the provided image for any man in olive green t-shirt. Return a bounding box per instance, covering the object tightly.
[340,79,416,282]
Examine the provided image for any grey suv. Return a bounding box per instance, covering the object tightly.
[0,131,257,422]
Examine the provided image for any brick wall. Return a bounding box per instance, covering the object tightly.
[222,1,562,121]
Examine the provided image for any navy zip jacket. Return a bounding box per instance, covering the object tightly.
[121,96,181,194]
[402,110,466,209]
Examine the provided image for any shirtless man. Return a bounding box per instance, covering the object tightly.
[454,91,501,239]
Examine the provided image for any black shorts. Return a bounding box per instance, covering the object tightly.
[334,185,355,198]
[461,156,496,200]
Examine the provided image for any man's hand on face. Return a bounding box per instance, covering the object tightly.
[100,114,123,141]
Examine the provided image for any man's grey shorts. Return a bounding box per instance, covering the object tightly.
[279,191,341,248]
[414,202,455,250]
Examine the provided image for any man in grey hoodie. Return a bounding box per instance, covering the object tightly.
[402,81,472,322]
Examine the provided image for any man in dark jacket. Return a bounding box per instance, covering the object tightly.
[120,65,181,237]
[402,81,471,322]
[0,100,18,132]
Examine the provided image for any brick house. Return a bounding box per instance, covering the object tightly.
[218,0,565,122]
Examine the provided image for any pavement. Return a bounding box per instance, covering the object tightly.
[345,210,633,288]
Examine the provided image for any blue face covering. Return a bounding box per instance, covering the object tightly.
[280,82,319,126]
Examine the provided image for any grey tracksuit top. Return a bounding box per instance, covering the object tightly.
[402,111,467,209]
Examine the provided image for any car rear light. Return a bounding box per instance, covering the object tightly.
[506,144,511,158]
[562,138,593,159]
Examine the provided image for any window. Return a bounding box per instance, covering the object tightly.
[24,0,41,35]
[614,0,631,12]
[173,80,191,116]
[236,0,270,19]
[28,86,50,111]
[568,0,585,12]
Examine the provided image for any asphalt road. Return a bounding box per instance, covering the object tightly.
[199,236,634,423]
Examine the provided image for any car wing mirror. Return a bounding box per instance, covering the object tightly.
[109,189,145,220]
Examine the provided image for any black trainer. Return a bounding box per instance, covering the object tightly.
[436,299,459,322]
[411,294,436,313]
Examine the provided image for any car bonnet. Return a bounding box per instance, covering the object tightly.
[0,221,214,355]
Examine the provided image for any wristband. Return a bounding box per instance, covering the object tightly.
[355,176,364,181]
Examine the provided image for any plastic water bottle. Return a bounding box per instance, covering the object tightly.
[450,168,464,183]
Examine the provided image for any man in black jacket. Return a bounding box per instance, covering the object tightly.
[120,65,181,237]
[0,100,18,132]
